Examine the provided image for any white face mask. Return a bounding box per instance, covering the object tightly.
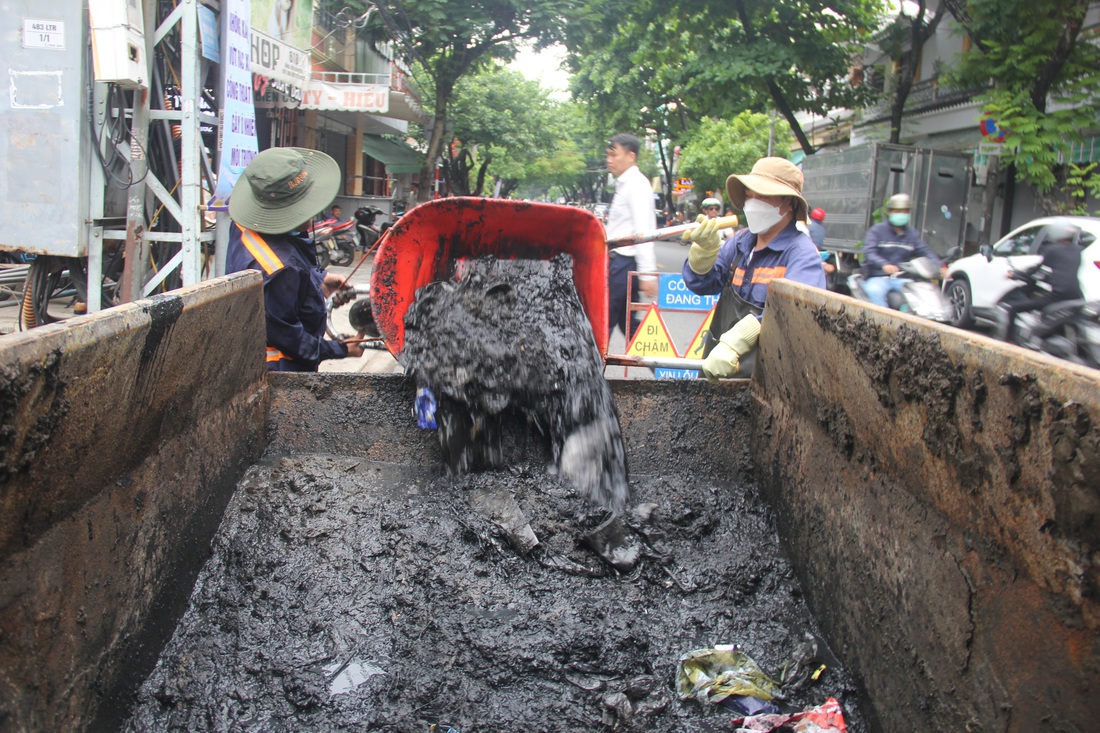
[742,198,785,234]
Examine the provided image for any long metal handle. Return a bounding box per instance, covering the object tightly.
[606,215,740,249]
[604,355,704,369]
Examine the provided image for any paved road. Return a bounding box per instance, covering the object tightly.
[319,255,403,374]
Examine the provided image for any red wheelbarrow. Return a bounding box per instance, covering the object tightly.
[370,197,611,358]
[368,197,736,369]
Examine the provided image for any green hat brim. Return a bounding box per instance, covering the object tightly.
[229,148,341,234]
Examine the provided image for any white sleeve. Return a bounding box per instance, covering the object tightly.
[631,176,658,274]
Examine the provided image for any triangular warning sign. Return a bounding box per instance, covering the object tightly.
[625,304,678,359]
[684,307,715,359]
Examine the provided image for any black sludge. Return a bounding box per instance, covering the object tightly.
[122,456,869,732]
[402,254,628,514]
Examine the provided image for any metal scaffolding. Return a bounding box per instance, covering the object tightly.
[103,0,218,305]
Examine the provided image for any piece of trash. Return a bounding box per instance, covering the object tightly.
[630,502,659,522]
[674,647,780,707]
[720,694,781,716]
[581,514,641,572]
[730,696,847,732]
[469,489,539,554]
[323,659,385,695]
[414,387,437,429]
[778,633,822,695]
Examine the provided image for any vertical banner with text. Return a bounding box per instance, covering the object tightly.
[210,0,258,209]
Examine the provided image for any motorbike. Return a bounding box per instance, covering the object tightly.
[994,260,1100,369]
[353,206,385,253]
[308,218,357,268]
[324,281,386,351]
[847,251,956,324]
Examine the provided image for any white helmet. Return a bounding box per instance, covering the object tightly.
[886,193,912,210]
[701,197,722,208]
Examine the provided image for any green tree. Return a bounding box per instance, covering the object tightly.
[541,104,616,204]
[678,113,790,210]
[875,1,949,144]
[517,107,592,200]
[365,0,578,201]
[439,66,589,198]
[947,0,1100,216]
[565,0,884,156]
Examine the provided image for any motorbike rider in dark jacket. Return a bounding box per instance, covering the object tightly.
[860,193,946,308]
[997,221,1084,343]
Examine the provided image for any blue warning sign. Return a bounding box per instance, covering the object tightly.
[658,274,720,312]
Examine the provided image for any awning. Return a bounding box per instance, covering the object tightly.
[299,80,425,123]
[362,136,422,174]
[301,81,390,113]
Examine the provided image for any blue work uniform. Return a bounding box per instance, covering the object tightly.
[227,223,348,372]
[682,221,826,315]
[861,222,942,278]
[860,222,943,308]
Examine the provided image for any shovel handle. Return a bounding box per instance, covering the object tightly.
[607,215,739,249]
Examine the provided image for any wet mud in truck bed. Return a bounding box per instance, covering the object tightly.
[122,452,864,732]
[125,256,867,732]
[6,265,1099,733]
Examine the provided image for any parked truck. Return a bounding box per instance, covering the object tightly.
[800,143,973,261]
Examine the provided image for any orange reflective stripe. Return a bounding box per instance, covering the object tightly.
[750,266,787,284]
[266,347,288,363]
[239,225,284,275]
[731,268,745,287]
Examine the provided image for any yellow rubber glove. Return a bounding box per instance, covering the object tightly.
[701,314,762,381]
[682,215,723,275]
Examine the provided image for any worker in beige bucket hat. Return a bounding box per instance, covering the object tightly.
[678,156,826,380]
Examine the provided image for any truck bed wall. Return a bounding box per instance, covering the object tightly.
[753,280,1100,732]
[0,273,269,732]
[266,375,752,481]
[3,271,1098,732]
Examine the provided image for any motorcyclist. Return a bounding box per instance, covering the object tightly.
[701,197,735,240]
[860,193,945,308]
[995,221,1084,343]
[354,206,383,253]
[808,208,827,249]
[808,207,841,291]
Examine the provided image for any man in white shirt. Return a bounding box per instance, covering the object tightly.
[604,133,658,339]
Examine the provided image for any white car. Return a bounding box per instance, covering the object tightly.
[944,216,1100,329]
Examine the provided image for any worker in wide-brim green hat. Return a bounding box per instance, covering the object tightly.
[226,147,365,371]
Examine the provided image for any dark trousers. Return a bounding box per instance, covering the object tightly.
[1000,288,1052,343]
[608,253,642,339]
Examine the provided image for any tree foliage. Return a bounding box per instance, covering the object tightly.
[565,0,885,155]
[365,0,580,200]
[678,113,790,209]
[441,65,586,198]
[947,0,1100,213]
